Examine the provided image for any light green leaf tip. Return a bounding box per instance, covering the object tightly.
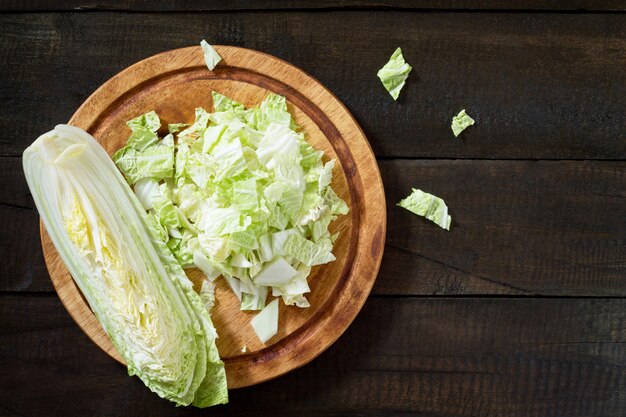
[451,109,475,137]
[397,188,452,230]
[377,47,412,100]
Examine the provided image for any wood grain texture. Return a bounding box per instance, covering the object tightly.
[39,45,386,388]
[2,0,625,11]
[377,160,626,296]
[6,158,625,296]
[2,7,625,416]
[1,12,625,159]
[0,205,48,292]
[2,294,624,417]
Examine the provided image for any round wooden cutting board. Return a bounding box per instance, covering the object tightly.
[40,46,386,389]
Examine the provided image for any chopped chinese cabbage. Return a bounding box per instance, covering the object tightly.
[114,92,348,317]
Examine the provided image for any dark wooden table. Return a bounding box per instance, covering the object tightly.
[1,1,625,416]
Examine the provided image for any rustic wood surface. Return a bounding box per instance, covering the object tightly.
[2,0,625,12]
[2,12,625,160]
[1,2,625,416]
[2,295,625,416]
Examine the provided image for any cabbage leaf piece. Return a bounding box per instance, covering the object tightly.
[250,298,279,343]
[451,109,475,137]
[397,188,452,230]
[377,47,412,100]
[201,40,222,71]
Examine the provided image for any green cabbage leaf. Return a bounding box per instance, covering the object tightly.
[398,188,452,230]
[377,47,412,100]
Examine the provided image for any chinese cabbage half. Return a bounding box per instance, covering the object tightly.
[22,125,227,408]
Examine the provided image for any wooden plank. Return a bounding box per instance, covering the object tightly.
[1,0,625,12]
[0,157,50,292]
[3,158,625,296]
[1,295,624,416]
[0,205,47,292]
[1,12,625,159]
[376,160,626,296]
[0,157,33,210]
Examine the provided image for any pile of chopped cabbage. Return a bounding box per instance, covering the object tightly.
[113,92,348,337]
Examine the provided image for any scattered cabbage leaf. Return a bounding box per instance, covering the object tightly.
[451,109,475,137]
[201,40,222,71]
[398,188,452,230]
[377,47,412,100]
